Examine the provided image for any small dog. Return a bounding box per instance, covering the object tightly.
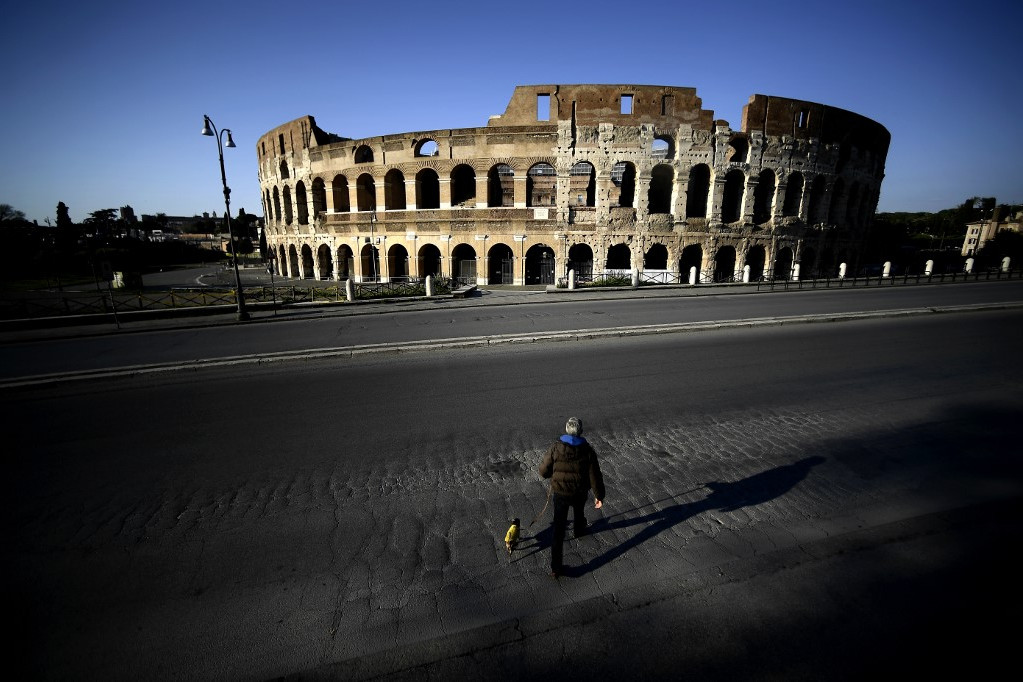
[504,518,520,555]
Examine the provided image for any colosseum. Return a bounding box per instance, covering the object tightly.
[257,84,889,286]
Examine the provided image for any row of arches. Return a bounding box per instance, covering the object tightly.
[264,163,876,232]
[271,238,832,285]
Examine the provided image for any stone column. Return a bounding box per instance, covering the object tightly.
[709,177,726,223]
[475,175,489,209]
[325,180,336,213]
[405,179,417,210]
[439,179,452,209]
[741,175,757,225]
[347,184,359,215]
[513,175,527,208]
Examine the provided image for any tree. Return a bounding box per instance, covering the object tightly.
[56,202,73,230]
[1,203,28,226]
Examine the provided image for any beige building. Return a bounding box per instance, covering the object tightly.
[962,212,1021,256]
[256,84,889,285]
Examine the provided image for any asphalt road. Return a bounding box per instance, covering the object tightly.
[7,303,1023,679]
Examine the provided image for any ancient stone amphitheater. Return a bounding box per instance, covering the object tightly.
[257,84,889,286]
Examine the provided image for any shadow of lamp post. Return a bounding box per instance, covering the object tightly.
[201,114,249,321]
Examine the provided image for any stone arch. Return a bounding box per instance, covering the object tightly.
[414,139,438,157]
[488,164,514,207]
[450,164,476,207]
[714,245,736,282]
[387,243,409,280]
[569,161,596,207]
[288,244,299,277]
[644,243,668,269]
[418,243,442,278]
[272,186,281,222]
[300,243,314,278]
[487,242,514,284]
[611,161,636,207]
[451,243,477,284]
[332,175,350,212]
[745,244,766,280]
[357,173,376,212]
[354,145,374,164]
[652,135,674,160]
[679,244,702,280]
[721,169,745,224]
[295,181,309,225]
[752,170,776,225]
[416,168,440,209]
[283,185,294,224]
[316,243,332,279]
[336,244,353,280]
[311,178,327,218]
[568,243,594,280]
[773,246,794,280]
[276,244,287,275]
[527,163,556,207]
[728,136,748,163]
[384,169,406,210]
[648,164,674,214]
[360,243,380,281]
[525,243,556,284]
[686,164,710,218]
[605,243,632,270]
[783,172,803,217]
[279,159,289,179]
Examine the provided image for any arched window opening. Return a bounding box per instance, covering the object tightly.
[714,246,736,282]
[568,243,594,281]
[283,186,294,225]
[279,159,289,179]
[487,243,514,284]
[488,164,514,208]
[808,176,827,223]
[679,244,702,280]
[336,244,353,280]
[644,243,668,270]
[360,243,380,282]
[300,244,314,278]
[752,170,775,225]
[652,136,674,160]
[384,169,406,210]
[773,247,794,281]
[288,244,299,278]
[451,243,477,285]
[416,168,440,209]
[721,170,745,224]
[828,178,846,225]
[414,139,438,157]
[418,243,442,278]
[387,244,409,281]
[316,244,333,280]
[276,245,286,275]
[745,245,766,281]
[611,162,636,207]
[311,178,326,217]
[356,173,376,212]
[525,244,556,284]
[728,136,749,163]
[605,243,632,270]
[450,164,476,207]
[569,162,595,206]
[332,175,350,212]
[527,163,556,207]
[783,172,803,217]
[648,164,673,214]
[272,187,281,222]
[686,165,710,218]
[354,145,374,164]
[295,181,309,225]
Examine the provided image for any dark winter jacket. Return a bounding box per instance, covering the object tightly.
[539,435,605,501]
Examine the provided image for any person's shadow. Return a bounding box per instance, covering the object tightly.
[513,456,825,577]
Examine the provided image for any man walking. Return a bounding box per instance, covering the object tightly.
[539,417,605,577]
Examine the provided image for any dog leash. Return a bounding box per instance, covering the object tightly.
[528,482,553,528]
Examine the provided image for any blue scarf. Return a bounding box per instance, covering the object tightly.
[560,434,586,447]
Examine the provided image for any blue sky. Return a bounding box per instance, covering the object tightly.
[2,0,1020,224]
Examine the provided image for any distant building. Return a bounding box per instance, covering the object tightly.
[961,211,1022,256]
[120,205,137,223]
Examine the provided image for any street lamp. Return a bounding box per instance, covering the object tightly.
[370,210,378,282]
[201,114,249,321]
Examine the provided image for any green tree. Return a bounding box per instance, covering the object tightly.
[1,203,29,226]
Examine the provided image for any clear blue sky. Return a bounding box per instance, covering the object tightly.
[2,0,1019,225]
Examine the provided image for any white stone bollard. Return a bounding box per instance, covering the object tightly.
[742,265,750,283]
[792,263,801,281]
[883,261,892,278]
[839,263,847,279]
[689,266,697,285]
[345,278,355,301]
[568,268,576,290]
[631,268,639,288]
[425,275,434,297]
[1003,257,1011,273]
[925,260,934,276]
[965,258,974,274]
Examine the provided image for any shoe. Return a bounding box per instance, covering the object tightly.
[550,569,560,578]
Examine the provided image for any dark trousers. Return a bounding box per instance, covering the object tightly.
[550,492,587,571]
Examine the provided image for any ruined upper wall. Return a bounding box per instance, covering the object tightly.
[256,116,348,163]
[741,95,890,158]
[489,84,715,130]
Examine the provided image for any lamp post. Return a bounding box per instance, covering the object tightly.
[370,210,378,282]
[201,114,249,321]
